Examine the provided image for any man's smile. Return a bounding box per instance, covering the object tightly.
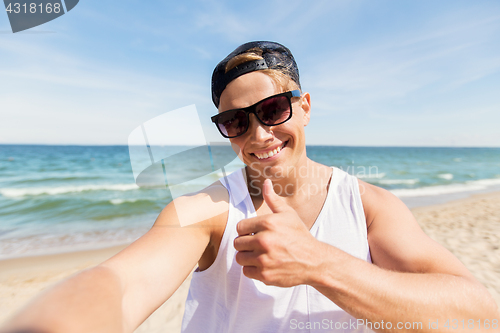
[251,141,288,160]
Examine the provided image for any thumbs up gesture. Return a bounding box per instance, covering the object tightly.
[234,179,320,287]
[261,178,292,213]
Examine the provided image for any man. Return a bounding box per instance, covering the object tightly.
[2,41,498,333]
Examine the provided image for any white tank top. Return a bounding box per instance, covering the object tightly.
[181,167,373,333]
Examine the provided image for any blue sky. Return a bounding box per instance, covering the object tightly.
[1,0,500,147]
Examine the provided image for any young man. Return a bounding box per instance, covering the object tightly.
[2,41,498,333]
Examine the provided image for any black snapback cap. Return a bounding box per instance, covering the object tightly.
[211,41,301,108]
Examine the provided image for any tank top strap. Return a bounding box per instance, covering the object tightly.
[219,167,252,213]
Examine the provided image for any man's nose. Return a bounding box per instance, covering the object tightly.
[247,114,274,141]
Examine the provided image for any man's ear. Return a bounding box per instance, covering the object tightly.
[300,92,311,126]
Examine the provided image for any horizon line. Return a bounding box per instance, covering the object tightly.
[1,143,499,149]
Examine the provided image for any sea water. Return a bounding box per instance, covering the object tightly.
[0,145,499,258]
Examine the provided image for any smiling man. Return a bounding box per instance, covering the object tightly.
[2,41,498,333]
[180,41,499,332]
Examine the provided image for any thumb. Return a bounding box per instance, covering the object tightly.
[263,179,290,213]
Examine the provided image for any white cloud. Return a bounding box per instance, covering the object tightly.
[0,36,210,145]
[1,0,499,147]
[304,12,500,107]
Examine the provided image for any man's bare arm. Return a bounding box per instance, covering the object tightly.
[310,181,499,331]
[234,179,499,332]
[1,266,125,333]
[1,182,229,333]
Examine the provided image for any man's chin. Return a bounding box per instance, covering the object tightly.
[246,163,290,180]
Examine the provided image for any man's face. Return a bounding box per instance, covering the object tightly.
[218,72,311,180]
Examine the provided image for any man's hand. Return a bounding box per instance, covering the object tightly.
[233,179,321,287]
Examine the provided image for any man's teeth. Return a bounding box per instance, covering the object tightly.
[255,143,285,160]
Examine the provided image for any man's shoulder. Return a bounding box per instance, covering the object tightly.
[357,179,408,230]
[157,180,230,228]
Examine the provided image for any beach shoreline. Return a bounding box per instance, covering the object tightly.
[1,191,499,332]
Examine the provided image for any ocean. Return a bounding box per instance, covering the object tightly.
[1,145,499,259]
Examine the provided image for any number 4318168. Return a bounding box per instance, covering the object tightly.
[6,3,61,14]
[444,319,498,330]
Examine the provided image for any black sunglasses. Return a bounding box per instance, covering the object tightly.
[211,90,301,138]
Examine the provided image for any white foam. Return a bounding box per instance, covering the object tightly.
[471,178,500,186]
[438,173,453,180]
[110,198,138,205]
[110,199,124,205]
[391,177,500,198]
[378,178,419,185]
[0,184,139,198]
[357,172,386,179]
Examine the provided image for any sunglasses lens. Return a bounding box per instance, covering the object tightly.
[256,95,291,125]
[217,110,248,138]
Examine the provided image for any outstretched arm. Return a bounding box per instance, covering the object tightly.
[1,182,229,333]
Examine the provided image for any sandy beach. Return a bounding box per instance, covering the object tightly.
[1,192,499,332]
[411,191,500,306]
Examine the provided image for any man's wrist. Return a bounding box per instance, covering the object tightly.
[304,241,339,289]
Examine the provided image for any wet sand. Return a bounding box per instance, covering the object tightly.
[1,192,499,332]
